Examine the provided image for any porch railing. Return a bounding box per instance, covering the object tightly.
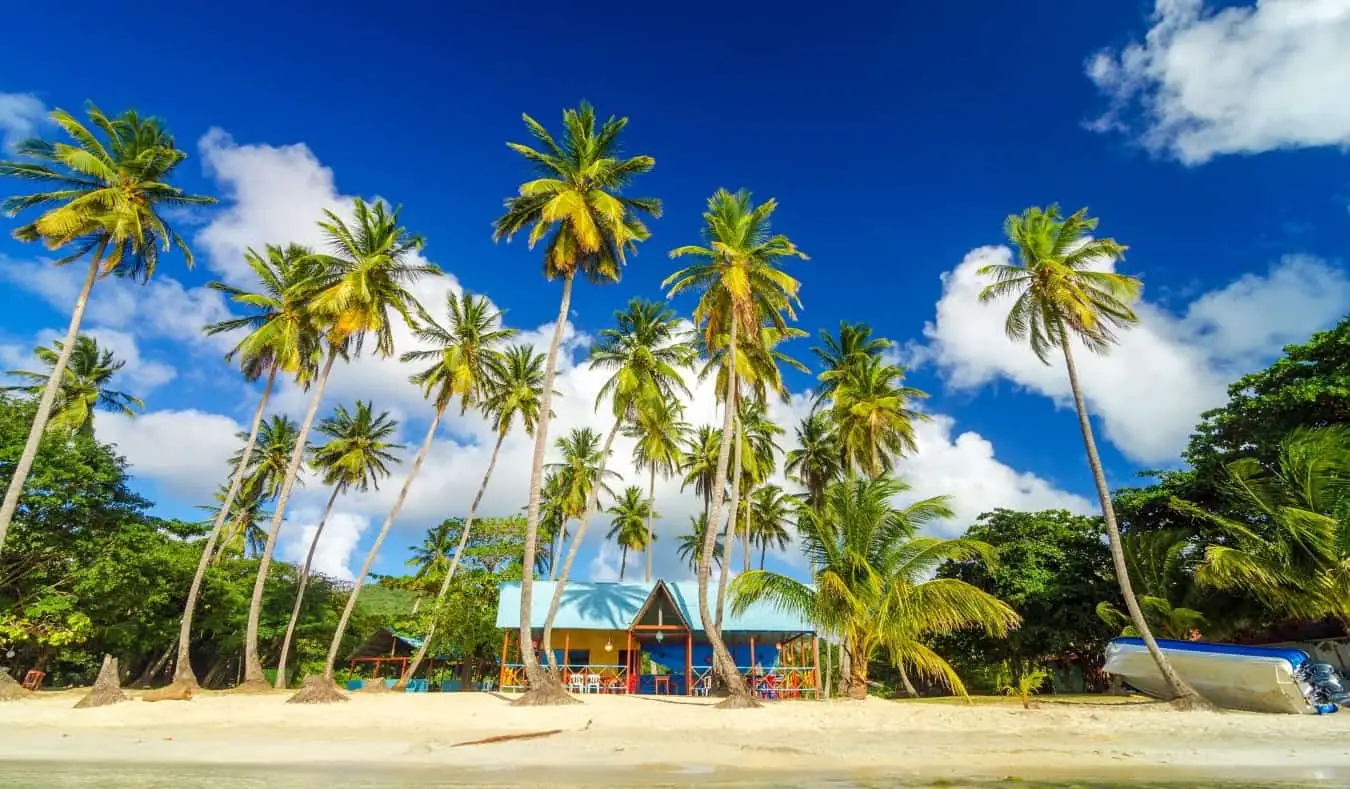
[691,664,819,699]
[499,663,629,693]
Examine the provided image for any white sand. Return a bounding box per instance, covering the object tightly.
[3,690,1350,784]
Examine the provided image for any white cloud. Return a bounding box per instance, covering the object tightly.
[921,246,1350,465]
[95,409,241,502]
[0,91,45,150]
[278,505,370,582]
[1087,0,1350,163]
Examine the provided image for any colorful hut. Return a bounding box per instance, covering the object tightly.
[494,580,820,698]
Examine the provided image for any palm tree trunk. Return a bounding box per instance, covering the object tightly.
[399,428,508,687]
[273,484,341,689]
[619,546,628,581]
[897,663,919,698]
[516,273,573,703]
[742,486,753,574]
[319,405,445,685]
[549,522,565,581]
[645,466,655,583]
[714,413,743,633]
[0,249,104,557]
[696,320,755,707]
[172,367,277,688]
[845,637,868,700]
[541,419,620,678]
[241,348,337,688]
[759,545,766,571]
[1059,333,1206,708]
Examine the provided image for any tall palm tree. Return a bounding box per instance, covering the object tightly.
[198,483,270,561]
[540,300,694,676]
[240,415,305,501]
[627,398,688,581]
[721,399,783,617]
[1097,528,1208,641]
[733,475,1018,698]
[169,245,321,690]
[301,292,519,702]
[2,335,143,435]
[545,427,623,578]
[831,355,928,477]
[977,204,1204,707]
[407,520,456,587]
[606,486,656,581]
[537,471,569,580]
[680,425,723,518]
[677,513,723,574]
[400,344,549,684]
[749,484,794,570]
[665,188,805,706]
[245,197,436,691]
[785,412,843,509]
[493,102,660,703]
[275,400,403,688]
[812,321,892,407]
[0,105,214,554]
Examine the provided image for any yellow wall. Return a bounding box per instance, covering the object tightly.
[550,629,628,667]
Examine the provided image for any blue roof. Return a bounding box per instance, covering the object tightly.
[495,580,814,634]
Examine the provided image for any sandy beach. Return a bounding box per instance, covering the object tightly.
[3,690,1350,786]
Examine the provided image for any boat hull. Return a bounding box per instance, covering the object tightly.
[1104,637,1315,714]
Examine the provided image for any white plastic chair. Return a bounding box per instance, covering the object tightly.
[694,675,711,697]
[585,673,602,694]
[568,672,584,694]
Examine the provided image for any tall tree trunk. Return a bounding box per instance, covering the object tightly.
[696,319,755,707]
[549,522,565,581]
[318,405,445,685]
[399,428,507,687]
[516,274,573,703]
[541,420,620,678]
[241,348,337,688]
[742,484,753,574]
[759,545,766,571]
[0,250,103,557]
[645,466,655,583]
[619,546,627,581]
[839,638,852,693]
[714,414,743,634]
[823,638,832,700]
[173,367,276,688]
[273,484,342,689]
[845,636,868,700]
[897,663,919,698]
[1060,334,1207,709]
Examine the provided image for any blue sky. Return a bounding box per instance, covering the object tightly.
[2,0,1348,582]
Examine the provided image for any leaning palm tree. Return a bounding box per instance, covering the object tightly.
[169,245,322,691]
[399,344,549,685]
[0,105,214,554]
[627,397,689,581]
[732,475,1018,698]
[749,484,794,570]
[606,486,656,581]
[545,427,623,580]
[540,299,694,676]
[977,204,1204,708]
[245,197,437,692]
[2,335,142,435]
[275,401,403,688]
[680,425,724,518]
[198,483,271,561]
[493,102,659,704]
[665,188,806,707]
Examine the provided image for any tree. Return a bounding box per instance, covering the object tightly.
[831,355,928,477]
[811,321,893,407]
[680,425,723,518]
[493,102,659,704]
[0,105,214,555]
[545,428,622,578]
[244,197,436,691]
[198,483,269,561]
[408,520,456,588]
[275,401,403,688]
[626,397,688,582]
[665,188,806,706]
[170,245,321,690]
[977,204,1206,709]
[748,484,794,570]
[785,412,842,510]
[734,476,1017,698]
[540,299,693,677]
[676,514,723,574]
[2,336,142,436]
[606,486,655,581]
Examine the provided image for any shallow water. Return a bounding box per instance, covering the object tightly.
[0,763,1340,789]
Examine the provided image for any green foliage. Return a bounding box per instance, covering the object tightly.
[999,668,1051,709]
[2,335,143,435]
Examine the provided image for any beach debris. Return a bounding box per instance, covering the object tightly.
[74,655,129,709]
[0,671,32,701]
[286,675,349,704]
[143,682,195,702]
[451,729,563,747]
[359,678,393,694]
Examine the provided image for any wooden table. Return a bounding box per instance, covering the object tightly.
[652,675,671,695]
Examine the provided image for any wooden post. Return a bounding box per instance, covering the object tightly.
[748,635,756,696]
[685,630,693,696]
[626,630,633,694]
[563,631,570,683]
[812,636,822,701]
[498,630,509,691]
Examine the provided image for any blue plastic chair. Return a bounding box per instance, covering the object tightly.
[346,679,364,691]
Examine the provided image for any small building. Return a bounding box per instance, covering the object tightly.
[494,580,820,698]
[345,627,479,691]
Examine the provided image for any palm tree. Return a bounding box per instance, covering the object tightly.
[607,486,656,581]
[680,425,724,518]
[812,321,892,407]
[977,204,1204,707]
[665,188,806,706]
[245,197,436,691]
[831,355,928,477]
[2,335,143,435]
[732,475,1018,698]
[545,427,623,578]
[540,300,694,676]
[241,415,305,501]
[627,398,688,581]
[0,105,214,554]
[785,412,843,510]
[537,472,569,580]
[493,102,660,703]
[400,344,549,684]
[170,245,321,690]
[748,484,794,570]
[408,520,456,587]
[1181,426,1350,629]
[677,514,723,574]
[275,400,403,688]
[1096,530,1207,641]
[198,483,270,561]
[720,399,784,621]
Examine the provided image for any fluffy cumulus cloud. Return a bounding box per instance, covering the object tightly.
[921,246,1350,465]
[278,506,371,582]
[95,409,242,503]
[0,90,46,150]
[1086,0,1350,163]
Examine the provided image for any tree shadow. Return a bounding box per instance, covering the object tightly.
[559,582,650,629]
